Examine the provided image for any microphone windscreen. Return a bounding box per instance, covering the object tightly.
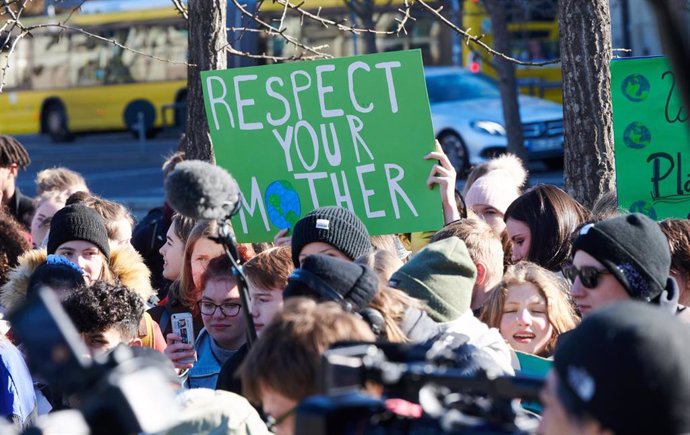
[164,160,241,221]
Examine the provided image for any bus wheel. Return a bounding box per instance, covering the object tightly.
[438,131,469,177]
[124,99,157,139]
[44,103,73,143]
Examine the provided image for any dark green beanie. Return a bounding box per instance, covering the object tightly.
[388,236,477,322]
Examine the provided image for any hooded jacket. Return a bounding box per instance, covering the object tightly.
[0,245,155,313]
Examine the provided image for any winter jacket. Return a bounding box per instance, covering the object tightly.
[131,205,173,299]
[183,328,236,390]
[443,312,515,375]
[0,338,36,429]
[0,246,155,313]
[215,343,249,395]
[400,307,446,343]
[6,188,34,230]
[158,389,269,435]
[0,246,158,352]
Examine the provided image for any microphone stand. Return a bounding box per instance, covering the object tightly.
[214,219,257,347]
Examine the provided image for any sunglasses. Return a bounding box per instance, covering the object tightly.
[562,264,610,289]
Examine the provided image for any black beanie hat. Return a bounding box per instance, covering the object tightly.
[47,204,110,259]
[554,301,690,435]
[571,213,671,300]
[291,206,371,267]
[283,254,379,313]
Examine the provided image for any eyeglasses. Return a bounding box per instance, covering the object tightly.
[562,264,610,289]
[266,405,297,432]
[197,300,242,317]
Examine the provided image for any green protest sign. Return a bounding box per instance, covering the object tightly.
[612,57,690,220]
[201,50,443,242]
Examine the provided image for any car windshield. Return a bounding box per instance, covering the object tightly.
[425,72,501,103]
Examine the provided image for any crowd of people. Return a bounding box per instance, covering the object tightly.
[0,132,689,435]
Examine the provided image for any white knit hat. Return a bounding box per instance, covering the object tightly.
[465,169,522,215]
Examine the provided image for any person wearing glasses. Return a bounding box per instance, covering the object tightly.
[164,255,246,388]
[564,213,690,320]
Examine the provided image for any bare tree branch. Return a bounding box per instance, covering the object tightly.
[416,0,560,67]
[229,0,332,58]
[269,0,412,36]
[1,19,195,92]
[41,22,193,63]
[170,0,188,20]
[2,0,561,92]
[223,40,323,61]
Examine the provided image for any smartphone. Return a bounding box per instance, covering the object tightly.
[171,312,195,364]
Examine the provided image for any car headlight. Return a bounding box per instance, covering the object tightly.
[470,120,506,136]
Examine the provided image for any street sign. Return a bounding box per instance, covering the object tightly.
[201,50,443,242]
[612,56,690,220]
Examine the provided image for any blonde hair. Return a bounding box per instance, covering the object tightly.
[35,167,88,195]
[34,189,69,209]
[356,252,425,343]
[480,261,579,357]
[162,151,185,178]
[67,194,134,242]
[358,249,402,283]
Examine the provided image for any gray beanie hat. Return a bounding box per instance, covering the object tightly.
[389,236,477,322]
[291,206,371,267]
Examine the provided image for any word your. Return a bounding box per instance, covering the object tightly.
[273,115,372,171]
[206,61,402,131]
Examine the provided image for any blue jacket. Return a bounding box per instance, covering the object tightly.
[0,339,36,429]
[185,329,234,389]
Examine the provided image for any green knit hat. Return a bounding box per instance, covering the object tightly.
[388,236,477,322]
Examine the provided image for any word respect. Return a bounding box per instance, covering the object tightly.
[205,60,402,131]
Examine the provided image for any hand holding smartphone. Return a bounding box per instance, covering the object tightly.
[165,312,196,369]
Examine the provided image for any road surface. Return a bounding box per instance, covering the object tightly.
[13,131,564,221]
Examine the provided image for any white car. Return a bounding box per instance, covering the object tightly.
[425,67,564,174]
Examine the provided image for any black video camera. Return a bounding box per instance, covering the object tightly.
[295,337,542,435]
[5,286,181,435]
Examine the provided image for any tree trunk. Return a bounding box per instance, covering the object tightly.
[185,0,228,163]
[559,0,616,208]
[484,0,527,162]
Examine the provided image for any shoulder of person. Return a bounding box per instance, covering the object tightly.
[401,307,447,343]
[676,304,690,324]
[109,245,155,301]
[0,249,47,313]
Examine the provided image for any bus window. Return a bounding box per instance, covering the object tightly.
[71,32,110,87]
[125,24,186,83]
[165,24,187,80]
[2,37,31,90]
[104,28,135,85]
[32,33,70,90]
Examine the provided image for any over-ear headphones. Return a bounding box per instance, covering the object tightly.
[359,307,386,338]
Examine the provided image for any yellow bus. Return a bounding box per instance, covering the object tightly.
[0,7,187,141]
[462,0,562,103]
